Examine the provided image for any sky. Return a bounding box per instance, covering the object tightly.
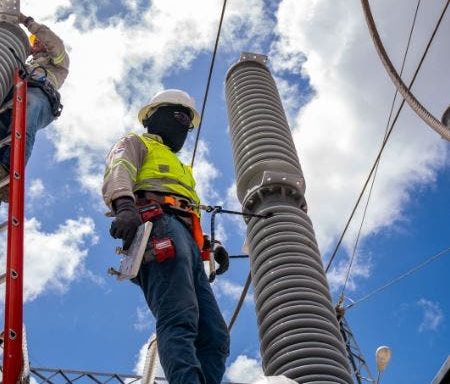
[0,0,449,383]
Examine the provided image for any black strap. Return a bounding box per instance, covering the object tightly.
[27,79,63,117]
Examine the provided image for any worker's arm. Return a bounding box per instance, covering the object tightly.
[20,13,69,70]
[102,133,146,209]
[103,134,147,249]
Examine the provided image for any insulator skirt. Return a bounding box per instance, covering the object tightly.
[0,21,29,106]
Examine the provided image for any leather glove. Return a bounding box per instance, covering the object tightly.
[214,244,229,275]
[110,197,142,250]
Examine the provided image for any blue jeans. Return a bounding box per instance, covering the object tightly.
[133,213,230,384]
[0,87,54,170]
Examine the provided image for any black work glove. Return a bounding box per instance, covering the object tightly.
[110,197,142,250]
[214,245,229,275]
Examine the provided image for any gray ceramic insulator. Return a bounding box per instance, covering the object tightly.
[0,1,30,106]
[225,52,353,383]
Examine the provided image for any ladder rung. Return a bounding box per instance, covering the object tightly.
[0,272,6,285]
[0,135,12,149]
[0,220,7,232]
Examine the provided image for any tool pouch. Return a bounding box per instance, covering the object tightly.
[139,203,164,222]
[151,238,175,263]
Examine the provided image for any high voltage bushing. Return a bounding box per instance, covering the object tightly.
[0,0,30,105]
[225,52,353,383]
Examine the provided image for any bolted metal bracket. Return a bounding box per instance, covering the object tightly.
[242,171,308,218]
[0,0,20,24]
[240,51,268,65]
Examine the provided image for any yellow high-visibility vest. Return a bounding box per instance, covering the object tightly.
[134,134,200,209]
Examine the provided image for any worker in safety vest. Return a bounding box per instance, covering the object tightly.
[0,12,69,201]
[102,89,230,384]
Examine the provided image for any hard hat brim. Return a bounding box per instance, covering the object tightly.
[138,102,201,128]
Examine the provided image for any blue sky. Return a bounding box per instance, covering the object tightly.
[1,0,449,383]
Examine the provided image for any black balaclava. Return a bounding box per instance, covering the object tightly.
[143,105,192,152]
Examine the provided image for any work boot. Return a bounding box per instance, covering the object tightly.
[0,165,9,203]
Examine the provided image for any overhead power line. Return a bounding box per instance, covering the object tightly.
[325,1,450,273]
[346,246,450,310]
[191,0,228,167]
[339,0,422,299]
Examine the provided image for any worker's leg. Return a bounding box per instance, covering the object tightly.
[23,87,54,164]
[0,113,10,185]
[0,110,11,175]
[0,86,53,170]
[135,213,205,384]
[194,257,230,384]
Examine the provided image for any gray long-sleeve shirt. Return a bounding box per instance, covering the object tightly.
[26,20,70,90]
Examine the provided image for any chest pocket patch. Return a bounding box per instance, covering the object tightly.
[159,164,170,173]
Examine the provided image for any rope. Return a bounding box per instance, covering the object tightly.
[346,246,450,310]
[338,0,422,297]
[325,2,448,273]
[190,0,228,167]
[228,272,252,331]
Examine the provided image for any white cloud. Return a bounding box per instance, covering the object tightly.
[22,0,71,21]
[326,251,372,293]
[270,0,449,258]
[124,0,139,13]
[134,305,152,332]
[213,277,253,303]
[28,178,45,200]
[0,216,97,302]
[225,355,264,383]
[418,298,443,332]
[182,140,221,205]
[224,182,246,233]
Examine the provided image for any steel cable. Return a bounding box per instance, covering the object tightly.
[227,272,251,331]
[346,246,450,310]
[190,0,227,167]
[339,0,422,298]
[361,0,450,140]
[325,1,450,273]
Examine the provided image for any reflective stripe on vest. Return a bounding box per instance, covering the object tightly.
[134,134,200,207]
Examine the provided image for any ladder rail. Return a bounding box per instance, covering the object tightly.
[2,70,27,384]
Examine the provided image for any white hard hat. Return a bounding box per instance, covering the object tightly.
[138,89,201,128]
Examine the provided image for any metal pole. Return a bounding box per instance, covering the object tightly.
[3,70,27,384]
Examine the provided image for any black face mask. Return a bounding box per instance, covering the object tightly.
[143,106,192,153]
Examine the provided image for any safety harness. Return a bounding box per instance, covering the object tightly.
[1,50,63,118]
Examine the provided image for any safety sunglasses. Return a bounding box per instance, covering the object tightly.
[173,110,193,130]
